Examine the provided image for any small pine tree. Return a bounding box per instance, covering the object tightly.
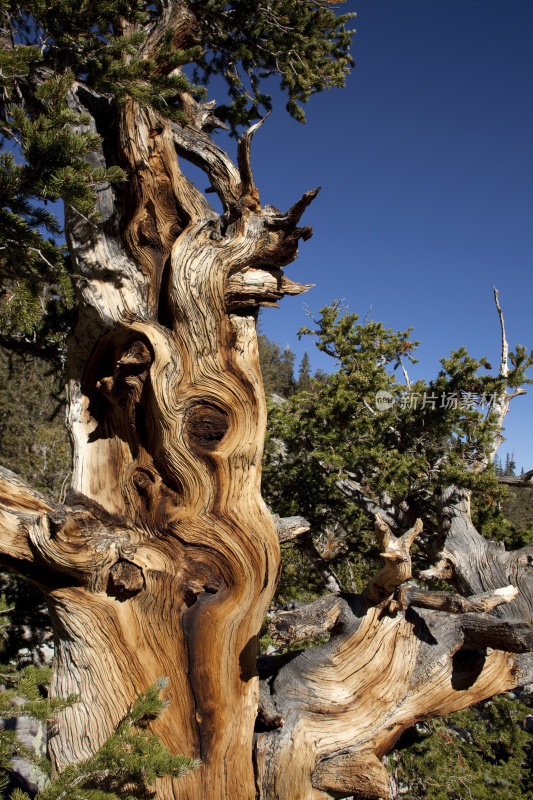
[297,352,312,392]
[279,347,296,397]
[257,335,296,398]
[312,368,329,385]
[504,451,517,477]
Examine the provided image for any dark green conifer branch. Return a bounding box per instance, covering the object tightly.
[0,653,198,800]
[190,0,355,129]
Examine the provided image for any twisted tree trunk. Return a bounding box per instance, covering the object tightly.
[0,72,314,795]
[0,15,531,800]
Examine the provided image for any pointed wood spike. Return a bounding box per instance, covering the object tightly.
[237,112,271,204]
[402,517,423,548]
[280,275,314,296]
[263,187,321,230]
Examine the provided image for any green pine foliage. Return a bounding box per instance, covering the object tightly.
[0,348,70,498]
[190,0,355,128]
[0,662,75,729]
[27,680,199,800]
[0,667,198,800]
[0,595,77,797]
[263,302,533,591]
[392,695,532,800]
[0,347,68,663]
[262,305,533,795]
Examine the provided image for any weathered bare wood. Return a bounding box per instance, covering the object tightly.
[53,90,288,797]
[268,594,348,646]
[396,584,518,614]
[478,289,527,468]
[366,515,423,604]
[254,478,532,799]
[258,682,285,730]
[273,514,311,543]
[498,469,533,486]
[170,120,242,214]
[336,473,408,530]
[225,268,312,311]
[0,467,54,568]
[312,749,390,799]
[255,593,525,800]
[0,37,324,792]
[237,116,268,210]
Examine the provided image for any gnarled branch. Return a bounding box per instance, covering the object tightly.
[366,515,423,604]
[268,594,348,647]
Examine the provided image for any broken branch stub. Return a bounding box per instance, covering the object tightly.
[366,515,423,604]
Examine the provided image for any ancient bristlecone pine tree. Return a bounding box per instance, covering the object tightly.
[0,2,531,799]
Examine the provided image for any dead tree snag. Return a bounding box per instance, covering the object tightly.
[0,4,530,800]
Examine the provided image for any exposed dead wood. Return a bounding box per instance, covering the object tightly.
[254,481,532,799]
[268,594,348,646]
[335,473,409,531]
[498,469,533,486]
[312,749,390,799]
[366,515,423,604]
[225,267,312,312]
[396,584,519,615]
[0,35,325,791]
[273,514,311,543]
[170,120,242,214]
[478,289,528,468]
[237,116,268,210]
[258,682,285,730]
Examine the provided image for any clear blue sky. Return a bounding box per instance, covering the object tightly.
[203,0,533,470]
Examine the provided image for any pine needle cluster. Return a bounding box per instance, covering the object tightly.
[190,0,355,128]
[29,680,199,800]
